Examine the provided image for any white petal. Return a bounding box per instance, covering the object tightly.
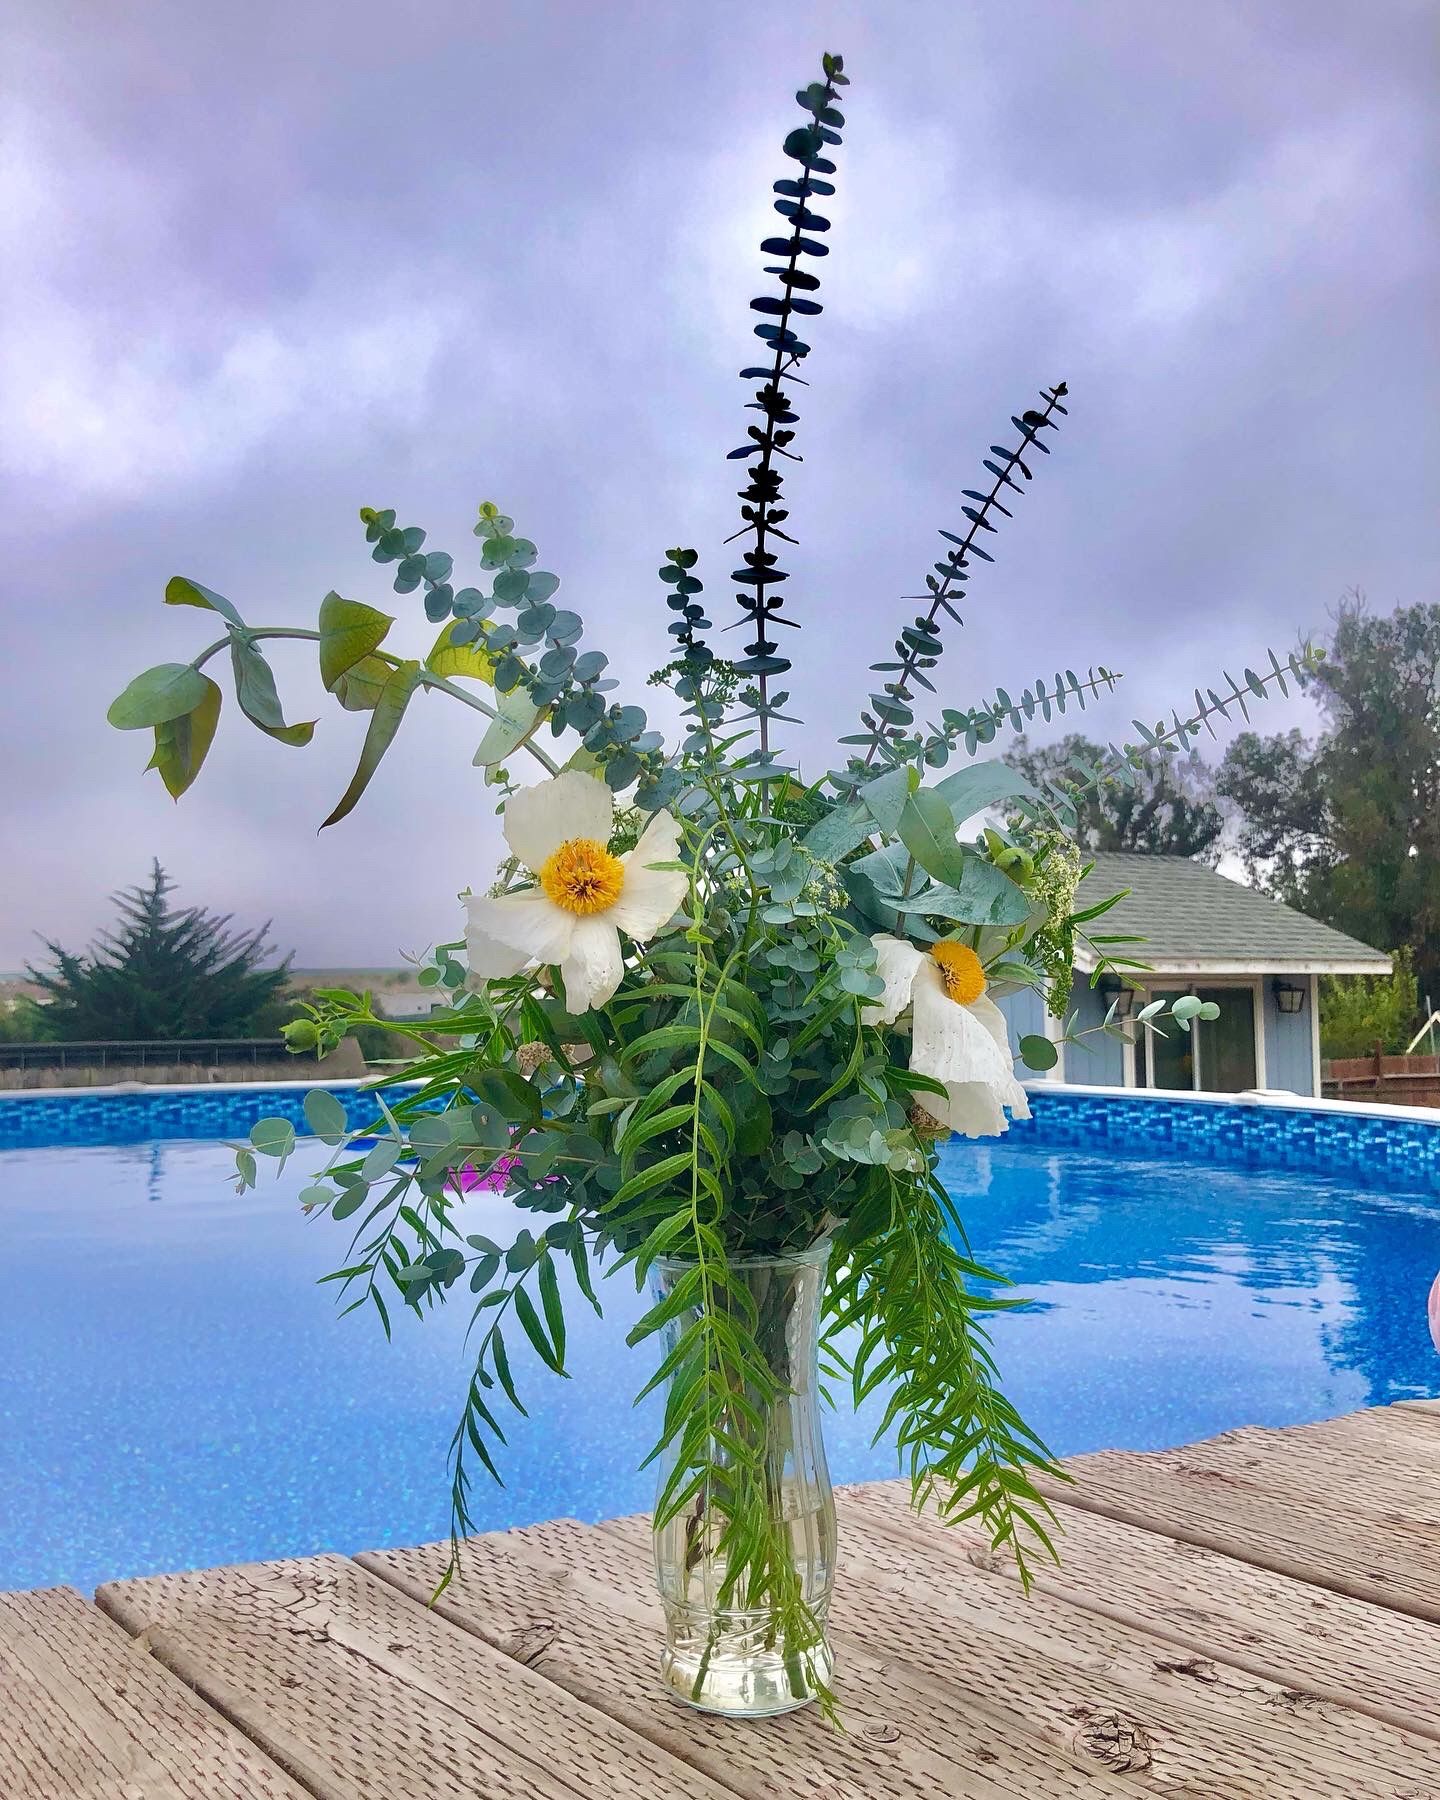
[464,896,533,980]
[864,933,925,1027]
[610,811,687,939]
[560,916,624,1014]
[914,980,1032,1138]
[969,992,1032,1118]
[940,1081,1011,1139]
[466,888,576,967]
[502,771,614,871]
[910,961,1014,1089]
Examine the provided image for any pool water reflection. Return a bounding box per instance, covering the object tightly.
[1,1129,1436,1592]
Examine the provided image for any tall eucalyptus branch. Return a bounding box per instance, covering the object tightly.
[841,383,1069,780]
[725,51,850,758]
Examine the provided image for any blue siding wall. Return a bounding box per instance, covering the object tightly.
[989,970,1316,1096]
[1263,977,1317,1096]
[1065,978,1126,1086]
[993,987,1052,1077]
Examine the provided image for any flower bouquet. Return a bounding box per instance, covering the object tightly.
[108,49,1306,1718]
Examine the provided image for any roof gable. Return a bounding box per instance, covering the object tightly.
[1072,853,1391,976]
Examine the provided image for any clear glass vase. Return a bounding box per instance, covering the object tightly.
[649,1239,837,1717]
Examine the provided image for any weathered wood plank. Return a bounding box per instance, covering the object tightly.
[360,1523,1128,1799]
[97,1552,738,1800]
[591,1509,1440,1798]
[0,1584,308,1800]
[847,1480,1440,1744]
[1045,1412,1440,1622]
[1150,1408,1440,1507]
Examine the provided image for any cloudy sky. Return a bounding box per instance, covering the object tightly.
[3,0,1435,970]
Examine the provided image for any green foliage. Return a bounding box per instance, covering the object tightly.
[28,860,291,1044]
[1320,949,1420,1058]
[0,994,52,1043]
[1008,732,1224,861]
[1220,595,1440,1000]
[27,861,292,1041]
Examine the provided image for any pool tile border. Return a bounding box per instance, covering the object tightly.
[3,1077,1439,1191]
[1018,1084,1440,1191]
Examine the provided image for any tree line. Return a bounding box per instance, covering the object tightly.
[1013,595,1437,1055]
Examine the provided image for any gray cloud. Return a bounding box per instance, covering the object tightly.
[3,0,1435,967]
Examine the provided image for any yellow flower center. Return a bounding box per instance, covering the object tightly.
[539,837,625,916]
[931,941,987,1006]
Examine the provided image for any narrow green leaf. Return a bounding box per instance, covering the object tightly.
[321,659,421,828]
[513,1285,565,1374]
[537,1253,567,1370]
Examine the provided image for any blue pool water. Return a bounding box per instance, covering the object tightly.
[2,1095,1439,1593]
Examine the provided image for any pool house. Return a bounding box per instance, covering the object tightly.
[1002,851,1392,1098]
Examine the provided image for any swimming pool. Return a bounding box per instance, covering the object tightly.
[2,1084,1438,1593]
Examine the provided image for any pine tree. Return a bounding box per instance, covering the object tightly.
[27,861,292,1041]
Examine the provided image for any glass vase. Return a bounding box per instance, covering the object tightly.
[649,1239,837,1717]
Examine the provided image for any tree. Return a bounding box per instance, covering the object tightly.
[1007,732,1225,861]
[27,861,292,1040]
[0,994,51,1043]
[1319,949,1420,1059]
[1218,596,1440,1000]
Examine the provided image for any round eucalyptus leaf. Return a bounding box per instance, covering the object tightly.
[493,568,530,603]
[524,571,560,604]
[1019,1035,1059,1071]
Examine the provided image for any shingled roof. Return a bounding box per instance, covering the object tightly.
[1072,853,1391,976]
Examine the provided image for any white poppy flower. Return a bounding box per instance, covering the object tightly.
[465,770,688,1014]
[864,932,1032,1139]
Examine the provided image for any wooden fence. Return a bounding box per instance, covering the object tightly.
[1322,1050,1440,1108]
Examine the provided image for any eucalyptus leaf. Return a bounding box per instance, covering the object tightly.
[321,659,420,828]
[303,1089,350,1144]
[331,654,391,712]
[933,759,1037,825]
[146,675,222,798]
[473,685,545,768]
[1019,1034,1058,1071]
[318,592,393,690]
[426,620,498,683]
[108,663,213,731]
[230,639,315,745]
[896,789,968,888]
[165,576,244,627]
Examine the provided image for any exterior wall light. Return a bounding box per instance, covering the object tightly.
[1273,979,1307,1015]
[1098,975,1138,1020]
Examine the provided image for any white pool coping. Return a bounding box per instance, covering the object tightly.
[1024,1079,1440,1128]
[0,1076,397,1103]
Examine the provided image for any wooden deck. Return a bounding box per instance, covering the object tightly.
[6,1401,1440,1798]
